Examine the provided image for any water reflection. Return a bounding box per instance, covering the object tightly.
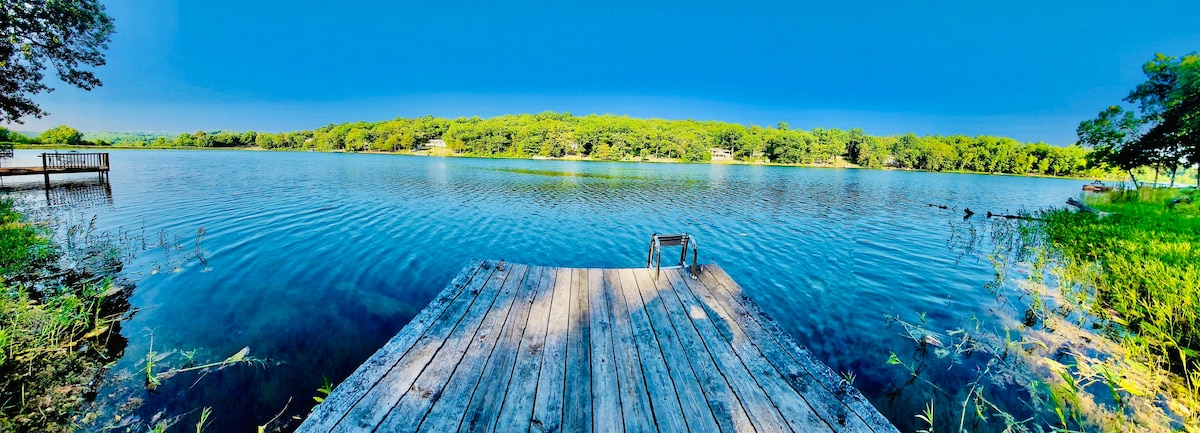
[0,150,1090,432]
[0,175,114,209]
[46,179,114,208]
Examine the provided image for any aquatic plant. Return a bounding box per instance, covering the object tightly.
[892,188,1200,432]
[314,377,333,403]
[0,199,133,432]
[1038,188,1200,428]
[195,407,212,433]
[915,399,935,433]
[141,342,262,392]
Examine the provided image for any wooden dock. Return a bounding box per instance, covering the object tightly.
[0,152,110,184]
[298,260,897,432]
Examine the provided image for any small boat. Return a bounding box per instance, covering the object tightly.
[1082,180,1114,192]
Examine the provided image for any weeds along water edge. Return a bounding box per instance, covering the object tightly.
[885,188,1199,432]
[0,197,300,432]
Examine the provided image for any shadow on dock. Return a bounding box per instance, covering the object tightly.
[299,260,898,432]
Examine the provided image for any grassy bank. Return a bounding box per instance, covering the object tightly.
[0,199,131,432]
[878,187,1200,432]
[1039,187,1200,428]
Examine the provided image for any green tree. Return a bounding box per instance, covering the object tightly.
[1126,53,1200,186]
[36,124,82,144]
[1078,106,1148,186]
[1,0,115,123]
[810,127,847,164]
[891,133,922,168]
[0,126,27,143]
[344,128,370,151]
[240,130,257,146]
[1080,52,1200,187]
[855,136,890,168]
[191,130,212,147]
[255,133,279,149]
[712,123,746,157]
[846,128,867,164]
[919,137,957,171]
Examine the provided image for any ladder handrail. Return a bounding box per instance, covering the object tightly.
[647,233,699,280]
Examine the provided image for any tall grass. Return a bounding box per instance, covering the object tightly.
[1042,189,1200,360]
[1039,187,1200,427]
[0,198,132,432]
[883,188,1200,432]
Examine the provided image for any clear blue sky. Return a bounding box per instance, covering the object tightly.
[14,0,1200,144]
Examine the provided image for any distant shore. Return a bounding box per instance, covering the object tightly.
[6,142,1116,181]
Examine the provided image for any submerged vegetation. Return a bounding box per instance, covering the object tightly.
[889,187,1200,432]
[1040,188,1200,426]
[0,199,273,431]
[0,198,131,431]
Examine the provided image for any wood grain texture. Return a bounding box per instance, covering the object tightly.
[603,269,656,433]
[703,266,898,433]
[492,268,556,433]
[530,267,573,432]
[631,268,721,433]
[375,264,525,432]
[588,268,623,433]
[562,268,594,432]
[296,262,896,433]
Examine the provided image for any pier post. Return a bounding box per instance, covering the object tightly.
[41,154,50,190]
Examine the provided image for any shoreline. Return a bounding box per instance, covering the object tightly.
[7,143,1109,181]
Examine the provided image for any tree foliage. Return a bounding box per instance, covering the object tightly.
[1079,52,1200,186]
[1,0,115,123]
[91,112,1102,177]
[35,124,82,144]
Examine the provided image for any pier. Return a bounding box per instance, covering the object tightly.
[0,152,110,186]
[299,259,896,432]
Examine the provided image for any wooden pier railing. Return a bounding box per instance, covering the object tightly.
[42,152,109,170]
[0,152,111,187]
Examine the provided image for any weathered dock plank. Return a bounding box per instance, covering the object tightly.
[632,268,721,433]
[680,269,835,432]
[563,268,593,432]
[491,268,556,432]
[382,264,528,432]
[461,266,544,432]
[298,261,897,433]
[588,268,622,433]
[661,269,791,433]
[345,262,511,430]
[529,267,572,432]
[703,266,897,432]
[426,264,537,432]
[618,268,690,431]
[603,269,656,433]
[297,259,492,432]
[656,270,756,433]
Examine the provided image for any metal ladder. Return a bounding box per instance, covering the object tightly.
[647,233,699,280]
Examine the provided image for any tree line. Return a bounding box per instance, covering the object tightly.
[35,113,1095,177]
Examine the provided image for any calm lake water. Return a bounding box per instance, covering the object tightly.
[2,150,1084,431]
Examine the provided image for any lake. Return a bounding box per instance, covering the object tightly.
[1,149,1083,431]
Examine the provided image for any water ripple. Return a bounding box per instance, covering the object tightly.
[0,149,1084,431]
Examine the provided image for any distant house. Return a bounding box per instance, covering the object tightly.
[710,148,733,160]
[420,139,447,150]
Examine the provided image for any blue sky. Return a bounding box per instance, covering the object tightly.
[13,0,1200,144]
